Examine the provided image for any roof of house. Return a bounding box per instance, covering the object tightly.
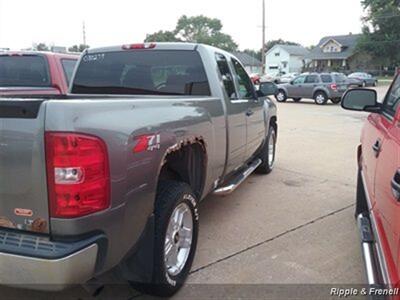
[267,45,309,56]
[306,34,362,60]
[233,52,262,67]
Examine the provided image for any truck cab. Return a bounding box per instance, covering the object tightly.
[342,77,400,288]
[0,51,78,96]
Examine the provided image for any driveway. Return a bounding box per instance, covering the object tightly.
[1,85,390,300]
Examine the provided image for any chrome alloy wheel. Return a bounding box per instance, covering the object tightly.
[164,202,193,276]
[315,94,326,104]
[276,92,285,101]
[268,129,276,168]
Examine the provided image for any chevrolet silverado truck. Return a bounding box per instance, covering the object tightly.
[342,77,400,292]
[0,43,278,296]
[0,51,78,96]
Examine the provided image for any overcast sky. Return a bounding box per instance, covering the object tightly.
[0,0,364,50]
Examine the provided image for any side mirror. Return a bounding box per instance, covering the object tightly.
[341,88,381,113]
[290,80,294,85]
[258,82,278,97]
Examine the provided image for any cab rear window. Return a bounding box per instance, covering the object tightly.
[72,50,211,96]
[0,55,50,87]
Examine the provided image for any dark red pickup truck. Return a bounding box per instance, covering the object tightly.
[342,77,400,292]
[0,51,78,96]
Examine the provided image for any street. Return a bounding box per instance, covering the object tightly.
[1,86,390,300]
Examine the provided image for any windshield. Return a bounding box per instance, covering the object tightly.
[72,50,211,96]
[0,55,50,87]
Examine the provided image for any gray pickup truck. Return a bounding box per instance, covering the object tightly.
[0,43,277,296]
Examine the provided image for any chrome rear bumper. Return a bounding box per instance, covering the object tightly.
[0,243,98,291]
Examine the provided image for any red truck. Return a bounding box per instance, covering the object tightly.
[0,51,78,96]
[342,77,400,293]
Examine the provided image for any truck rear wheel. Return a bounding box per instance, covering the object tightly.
[256,126,276,174]
[150,180,199,297]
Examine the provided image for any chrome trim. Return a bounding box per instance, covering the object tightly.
[357,214,380,285]
[213,159,262,196]
[0,244,98,291]
[360,169,389,285]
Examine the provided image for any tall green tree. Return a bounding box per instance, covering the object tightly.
[144,15,238,51]
[357,0,400,67]
[145,30,180,42]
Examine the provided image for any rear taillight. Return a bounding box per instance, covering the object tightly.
[122,43,156,50]
[330,83,338,91]
[45,132,110,218]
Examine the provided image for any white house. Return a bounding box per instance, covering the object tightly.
[265,45,310,75]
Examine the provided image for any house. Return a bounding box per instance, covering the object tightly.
[306,34,363,72]
[265,45,310,75]
[233,52,263,75]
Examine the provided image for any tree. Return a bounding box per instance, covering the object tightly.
[357,0,400,67]
[264,39,300,52]
[243,49,262,61]
[145,31,180,42]
[35,43,49,51]
[68,44,90,53]
[144,15,238,51]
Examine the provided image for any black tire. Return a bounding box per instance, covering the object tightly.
[331,98,341,104]
[256,126,276,174]
[275,90,287,102]
[293,98,302,102]
[355,168,368,218]
[314,91,328,105]
[148,180,199,297]
[362,81,367,87]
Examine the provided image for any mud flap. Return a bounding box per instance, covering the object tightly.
[116,215,155,283]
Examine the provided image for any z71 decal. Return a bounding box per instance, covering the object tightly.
[133,134,161,153]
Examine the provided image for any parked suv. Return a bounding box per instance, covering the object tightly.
[341,77,400,288]
[275,73,349,105]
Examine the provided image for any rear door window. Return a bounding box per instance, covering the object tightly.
[61,59,77,85]
[215,53,236,99]
[72,50,210,96]
[0,55,50,87]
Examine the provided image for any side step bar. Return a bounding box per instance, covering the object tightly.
[357,213,383,286]
[213,159,262,196]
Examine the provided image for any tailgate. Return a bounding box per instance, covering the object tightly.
[0,100,49,233]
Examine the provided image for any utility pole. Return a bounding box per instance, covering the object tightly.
[261,0,266,74]
[82,21,87,46]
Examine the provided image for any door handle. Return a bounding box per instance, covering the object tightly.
[372,139,381,157]
[246,109,254,117]
[391,170,400,201]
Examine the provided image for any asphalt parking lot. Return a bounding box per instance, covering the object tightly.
[1,85,390,300]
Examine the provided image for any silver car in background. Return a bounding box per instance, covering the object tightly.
[348,72,377,87]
